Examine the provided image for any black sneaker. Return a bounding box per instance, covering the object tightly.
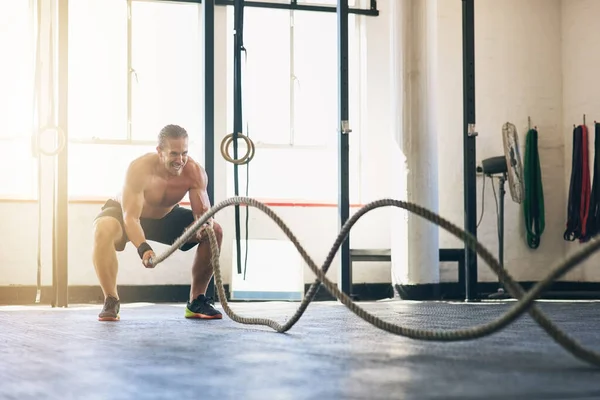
[185,295,222,319]
[98,295,120,321]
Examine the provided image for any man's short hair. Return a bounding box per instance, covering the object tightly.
[158,124,188,149]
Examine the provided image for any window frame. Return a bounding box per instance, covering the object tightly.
[224,6,365,203]
[226,6,363,151]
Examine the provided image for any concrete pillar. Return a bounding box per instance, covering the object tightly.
[389,0,440,296]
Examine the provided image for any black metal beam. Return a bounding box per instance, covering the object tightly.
[462,0,478,302]
[203,0,216,298]
[232,0,243,275]
[54,0,69,307]
[216,0,378,15]
[155,0,379,16]
[338,0,351,296]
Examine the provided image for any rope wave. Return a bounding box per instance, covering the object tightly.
[150,196,600,368]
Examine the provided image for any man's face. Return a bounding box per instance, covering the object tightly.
[158,137,188,176]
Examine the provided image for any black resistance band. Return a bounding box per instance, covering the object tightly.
[583,123,600,241]
[564,125,585,241]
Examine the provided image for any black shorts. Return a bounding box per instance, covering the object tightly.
[95,199,199,252]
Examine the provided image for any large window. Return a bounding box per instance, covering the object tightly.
[67,0,204,198]
[226,5,362,203]
[0,1,37,198]
[3,0,366,202]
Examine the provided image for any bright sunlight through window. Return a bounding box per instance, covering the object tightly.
[0,0,363,202]
[0,1,37,198]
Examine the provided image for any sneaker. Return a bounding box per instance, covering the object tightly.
[185,295,222,319]
[98,295,120,321]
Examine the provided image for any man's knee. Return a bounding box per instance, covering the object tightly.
[194,221,222,248]
[211,221,223,242]
[93,216,123,246]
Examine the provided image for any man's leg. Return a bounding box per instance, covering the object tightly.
[190,222,223,300]
[141,207,224,319]
[92,213,125,321]
[184,222,224,319]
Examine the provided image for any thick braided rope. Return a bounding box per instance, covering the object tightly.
[151,197,600,368]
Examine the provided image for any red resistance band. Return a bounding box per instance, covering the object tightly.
[564,124,591,242]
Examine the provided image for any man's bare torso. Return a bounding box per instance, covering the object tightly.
[116,153,202,220]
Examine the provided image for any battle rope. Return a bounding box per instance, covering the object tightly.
[523,127,545,249]
[148,196,600,368]
[583,122,600,242]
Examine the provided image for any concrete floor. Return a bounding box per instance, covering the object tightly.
[1,299,600,400]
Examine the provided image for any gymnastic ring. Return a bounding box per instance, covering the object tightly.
[223,135,255,164]
[35,126,66,156]
[220,133,255,165]
[220,132,255,165]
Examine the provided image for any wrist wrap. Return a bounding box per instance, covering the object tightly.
[137,242,153,259]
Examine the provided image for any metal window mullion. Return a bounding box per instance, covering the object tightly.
[289,10,295,146]
[127,0,133,141]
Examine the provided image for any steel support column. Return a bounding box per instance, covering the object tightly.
[462,0,478,301]
[203,0,216,298]
[54,0,69,307]
[232,0,243,275]
[337,0,351,296]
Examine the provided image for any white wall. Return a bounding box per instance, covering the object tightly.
[2,0,599,293]
[561,0,600,282]
[436,0,566,283]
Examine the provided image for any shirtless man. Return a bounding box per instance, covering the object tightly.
[91,124,223,321]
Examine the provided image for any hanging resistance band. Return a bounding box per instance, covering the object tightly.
[580,124,591,241]
[522,128,545,249]
[564,124,591,241]
[583,123,600,241]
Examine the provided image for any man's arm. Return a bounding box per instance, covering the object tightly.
[121,161,149,250]
[188,161,212,222]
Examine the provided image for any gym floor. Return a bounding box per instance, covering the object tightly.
[1,299,599,400]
